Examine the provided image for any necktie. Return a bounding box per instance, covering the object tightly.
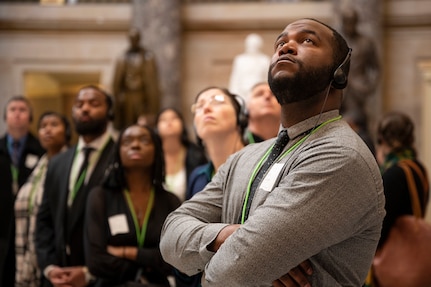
[11,140,21,166]
[71,147,94,203]
[242,130,289,222]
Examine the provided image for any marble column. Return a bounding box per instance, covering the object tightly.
[132,0,181,110]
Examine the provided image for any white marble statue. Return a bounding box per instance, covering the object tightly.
[229,33,270,101]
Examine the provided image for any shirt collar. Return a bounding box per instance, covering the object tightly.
[7,133,27,153]
[76,130,111,152]
[280,110,340,141]
[7,133,27,146]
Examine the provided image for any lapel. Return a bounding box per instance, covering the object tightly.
[58,148,77,228]
[67,139,115,233]
[0,136,8,155]
[87,138,115,189]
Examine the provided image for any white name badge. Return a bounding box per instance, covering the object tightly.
[108,214,129,236]
[260,163,285,192]
[25,154,39,169]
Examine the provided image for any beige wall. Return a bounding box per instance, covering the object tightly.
[0,4,131,135]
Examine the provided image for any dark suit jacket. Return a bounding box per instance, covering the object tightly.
[0,132,44,287]
[36,138,115,275]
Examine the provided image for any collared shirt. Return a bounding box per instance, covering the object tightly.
[15,154,48,287]
[15,146,67,286]
[67,130,111,206]
[160,110,385,287]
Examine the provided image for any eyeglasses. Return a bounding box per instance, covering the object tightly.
[191,94,226,114]
[121,135,153,147]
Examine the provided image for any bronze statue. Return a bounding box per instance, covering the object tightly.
[112,27,160,130]
[340,6,380,119]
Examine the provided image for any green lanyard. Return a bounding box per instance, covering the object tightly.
[247,131,256,144]
[69,139,109,203]
[123,188,155,248]
[240,115,342,224]
[10,165,19,193]
[71,167,87,202]
[28,162,46,215]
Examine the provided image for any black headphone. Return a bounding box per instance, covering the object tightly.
[332,48,352,90]
[105,92,115,121]
[4,96,34,123]
[60,114,72,143]
[233,94,249,131]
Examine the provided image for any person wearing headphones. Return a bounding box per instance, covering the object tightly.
[15,111,71,287]
[185,87,248,202]
[180,87,312,287]
[175,87,248,287]
[245,82,281,144]
[160,18,384,286]
[36,85,116,287]
[0,96,45,287]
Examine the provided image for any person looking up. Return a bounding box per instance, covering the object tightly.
[15,111,71,287]
[36,85,116,287]
[245,82,281,143]
[0,96,45,287]
[85,124,181,287]
[160,18,384,286]
[186,87,247,201]
[155,108,207,201]
[180,87,312,287]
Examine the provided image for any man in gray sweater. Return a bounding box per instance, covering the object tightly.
[160,18,385,287]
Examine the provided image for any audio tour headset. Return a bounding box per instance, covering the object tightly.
[331,48,352,90]
[233,94,249,131]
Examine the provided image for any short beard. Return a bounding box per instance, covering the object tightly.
[268,61,333,105]
[74,117,108,137]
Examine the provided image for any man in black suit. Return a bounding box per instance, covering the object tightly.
[36,85,116,287]
[0,96,45,286]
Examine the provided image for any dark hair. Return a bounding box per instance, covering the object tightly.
[4,95,33,123]
[103,124,165,191]
[77,85,114,120]
[155,107,191,147]
[37,111,72,144]
[193,86,248,142]
[306,18,351,78]
[377,111,415,153]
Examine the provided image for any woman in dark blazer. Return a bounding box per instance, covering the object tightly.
[85,124,181,287]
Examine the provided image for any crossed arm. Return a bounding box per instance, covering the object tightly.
[208,224,312,287]
[160,143,375,286]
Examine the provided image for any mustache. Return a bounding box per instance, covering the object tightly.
[277,54,296,64]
